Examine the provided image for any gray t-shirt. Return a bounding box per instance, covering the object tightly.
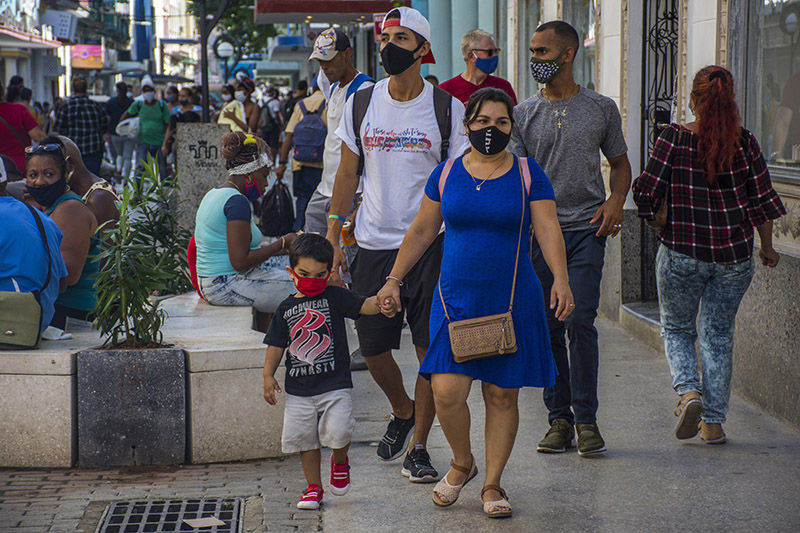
[509,86,628,231]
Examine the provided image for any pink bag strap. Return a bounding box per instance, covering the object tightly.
[438,158,456,200]
[519,156,532,197]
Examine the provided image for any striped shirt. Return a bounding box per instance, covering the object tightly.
[633,123,785,264]
[54,95,107,155]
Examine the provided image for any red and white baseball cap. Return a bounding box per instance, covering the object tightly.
[382,7,436,64]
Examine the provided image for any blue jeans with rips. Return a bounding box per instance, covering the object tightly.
[198,256,294,313]
[656,244,755,424]
[532,229,606,425]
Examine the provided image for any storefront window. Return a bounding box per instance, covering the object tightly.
[748,0,800,172]
[563,0,597,90]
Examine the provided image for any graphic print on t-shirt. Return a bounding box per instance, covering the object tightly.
[284,299,336,378]
[289,308,332,365]
[363,122,432,153]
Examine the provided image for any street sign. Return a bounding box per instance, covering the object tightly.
[373,13,385,43]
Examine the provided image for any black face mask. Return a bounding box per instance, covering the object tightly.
[467,125,510,155]
[26,174,67,207]
[179,99,191,107]
[380,41,424,75]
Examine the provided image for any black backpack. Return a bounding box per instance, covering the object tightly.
[258,179,294,236]
[260,97,278,133]
[351,85,452,175]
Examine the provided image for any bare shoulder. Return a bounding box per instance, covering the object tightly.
[52,198,98,233]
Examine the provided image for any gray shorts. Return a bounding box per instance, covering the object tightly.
[281,389,355,453]
[304,190,360,283]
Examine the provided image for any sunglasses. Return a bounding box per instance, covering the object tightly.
[473,48,501,56]
[25,143,63,155]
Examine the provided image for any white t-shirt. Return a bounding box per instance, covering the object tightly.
[318,73,374,197]
[336,78,469,250]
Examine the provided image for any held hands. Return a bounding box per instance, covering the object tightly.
[551,278,575,321]
[263,375,281,405]
[759,246,780,268]
[377,279,402,318]
[591,193,626,238]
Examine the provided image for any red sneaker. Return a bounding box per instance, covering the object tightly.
[330,455,351,496]
[297,484,323,510]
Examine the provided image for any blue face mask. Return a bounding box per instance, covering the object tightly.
[474,54,499,75]
[244,176,262,201]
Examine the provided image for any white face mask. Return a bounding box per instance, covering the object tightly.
[143,91,155,102]
[126,91,133,99]
[222,93,232,102]
[234,91,246,102]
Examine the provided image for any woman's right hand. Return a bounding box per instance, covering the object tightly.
[377,279,402,316]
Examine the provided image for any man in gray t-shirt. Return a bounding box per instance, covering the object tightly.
[510,20,631,456]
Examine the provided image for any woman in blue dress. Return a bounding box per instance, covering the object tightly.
[378,88,573,518]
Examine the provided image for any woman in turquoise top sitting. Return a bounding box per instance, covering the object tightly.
[24,136,98,334]
[194,132,296,312]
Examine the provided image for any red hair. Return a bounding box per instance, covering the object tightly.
[691,66,741,183]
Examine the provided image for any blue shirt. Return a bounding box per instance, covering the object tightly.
[0,197,68,332]
[194,187,261,277]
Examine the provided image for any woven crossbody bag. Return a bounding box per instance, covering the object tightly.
[437,156,531,363]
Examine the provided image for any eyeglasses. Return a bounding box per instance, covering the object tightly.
[25,144,63,155]
[472,48,501,57]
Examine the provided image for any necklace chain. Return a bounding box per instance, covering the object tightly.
[465,153,509,191]
[226,179,242,194]
[543,85,579,130]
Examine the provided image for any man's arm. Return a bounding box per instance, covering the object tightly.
[590,153,632,237]
[27,125,46,143]
[326,143,361,279]
[273,131,294,180]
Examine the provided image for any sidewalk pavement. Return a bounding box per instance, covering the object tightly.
[1,317,798,532]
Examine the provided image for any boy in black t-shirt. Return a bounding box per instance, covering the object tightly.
[263,233,388,510]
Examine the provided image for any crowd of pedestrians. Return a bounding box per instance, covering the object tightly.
[0,4,788,522]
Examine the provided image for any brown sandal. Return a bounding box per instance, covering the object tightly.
[432,456,478,507]
[481,485,512,518]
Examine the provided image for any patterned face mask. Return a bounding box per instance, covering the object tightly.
[530,49,566,84]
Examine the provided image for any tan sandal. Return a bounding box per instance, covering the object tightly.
[481,485,512,518]
[432,456,478,507]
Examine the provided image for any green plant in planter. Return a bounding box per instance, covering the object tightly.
[94,155,191,348]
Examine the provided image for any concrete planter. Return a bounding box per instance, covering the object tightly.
[77,347,186,467]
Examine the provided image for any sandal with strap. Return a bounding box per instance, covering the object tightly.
[481,485,512,518]
[432,456,478,507]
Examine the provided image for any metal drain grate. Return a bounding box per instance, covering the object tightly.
[96,498,243,532]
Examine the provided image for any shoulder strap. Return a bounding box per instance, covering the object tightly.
[298,99,307,115]
[432,87,452,163]
[353,85,375,176]
[518,156,532,196]
[438,158,456,199]
[346,73,376,101]
[0,114,27,145]
[26,204,52,293]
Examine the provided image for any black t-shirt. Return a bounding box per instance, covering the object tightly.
[263,286,365,396]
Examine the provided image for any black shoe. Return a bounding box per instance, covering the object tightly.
[401,447,439,483]
[377,403,415,461]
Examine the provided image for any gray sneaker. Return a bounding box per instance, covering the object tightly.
[349,348,367,371]
[537,419,575,453]
[576,423,607,456]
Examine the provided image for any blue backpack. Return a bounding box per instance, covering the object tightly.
[292,99,326,163]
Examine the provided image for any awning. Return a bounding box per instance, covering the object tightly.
[0,26,62,49]
[254,0,405,24]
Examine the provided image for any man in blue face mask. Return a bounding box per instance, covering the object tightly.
[440,29,517,106]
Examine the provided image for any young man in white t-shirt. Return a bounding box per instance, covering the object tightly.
[326,7,470,484]
[301,27,374,236]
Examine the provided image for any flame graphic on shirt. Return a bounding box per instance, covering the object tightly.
[289,309,332,364]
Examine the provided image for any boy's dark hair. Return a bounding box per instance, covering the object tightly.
[288,233,334,270]
[535,20,580,52]
[464,87,515,126]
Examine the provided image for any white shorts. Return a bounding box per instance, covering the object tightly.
[282,389,356,453]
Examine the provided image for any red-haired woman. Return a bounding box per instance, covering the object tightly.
[633,66,786,445]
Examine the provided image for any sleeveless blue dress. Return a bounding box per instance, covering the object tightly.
[419,155,557,389]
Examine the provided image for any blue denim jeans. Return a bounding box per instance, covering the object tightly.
[656,244,755,423]
[532,229,606,424]
[198,256,294,313]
